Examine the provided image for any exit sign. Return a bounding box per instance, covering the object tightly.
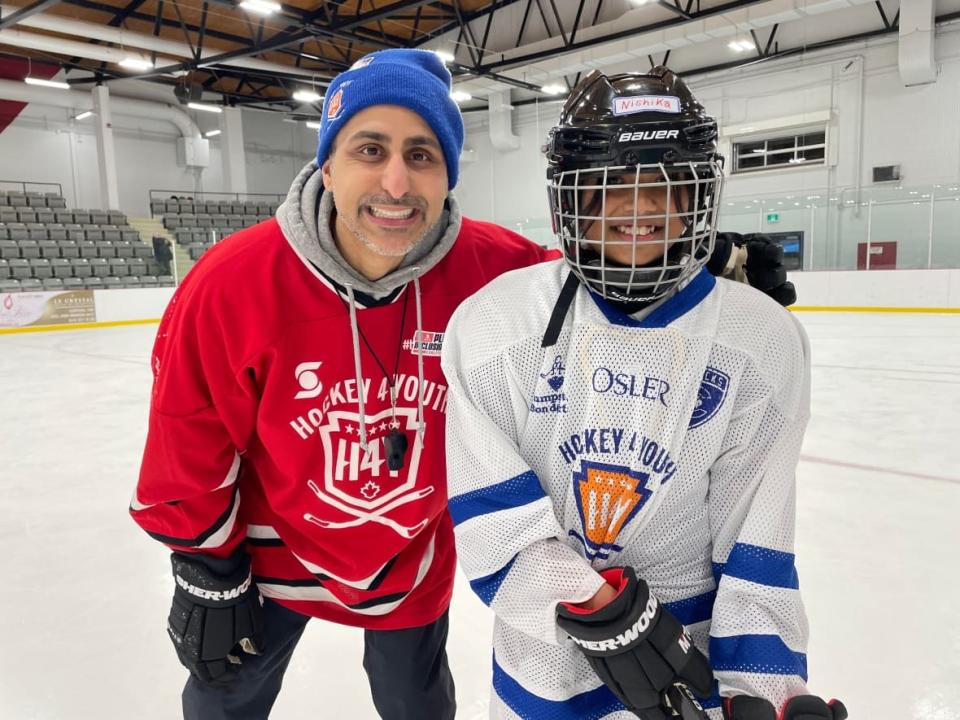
[766,212,780,223]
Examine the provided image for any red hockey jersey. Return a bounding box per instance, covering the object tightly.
[132,216,547,630]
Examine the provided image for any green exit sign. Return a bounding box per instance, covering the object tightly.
[766,212,780,223]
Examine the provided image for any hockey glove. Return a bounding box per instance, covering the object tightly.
[556,567,713,719]
[168,550,265,686]
[724,694,848,720]
[708,232,797,307]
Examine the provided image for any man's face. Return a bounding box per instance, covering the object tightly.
[580,171,690,266]
[322,105,448,268]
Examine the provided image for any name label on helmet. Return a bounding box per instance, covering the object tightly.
[617,130,679,142]
[613,95,681,116]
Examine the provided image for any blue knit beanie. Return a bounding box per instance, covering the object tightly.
[315,49,464,190]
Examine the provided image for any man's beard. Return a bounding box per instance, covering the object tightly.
[335,194,439,258]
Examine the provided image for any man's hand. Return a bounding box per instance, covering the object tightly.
[708,232,797,307]
[167,551,265,686]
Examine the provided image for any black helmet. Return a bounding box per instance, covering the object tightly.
[544,66,724,305]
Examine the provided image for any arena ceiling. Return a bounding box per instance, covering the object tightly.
[0,0,958,115]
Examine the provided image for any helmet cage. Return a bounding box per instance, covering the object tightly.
[547,159,724,304]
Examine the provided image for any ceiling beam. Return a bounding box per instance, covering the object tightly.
[0,0,61,30]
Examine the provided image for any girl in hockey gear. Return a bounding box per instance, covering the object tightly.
[443,67,844,719]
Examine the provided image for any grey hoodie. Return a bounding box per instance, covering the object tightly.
[275,160,463,454]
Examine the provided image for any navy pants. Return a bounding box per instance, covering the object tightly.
[182,599,456,720]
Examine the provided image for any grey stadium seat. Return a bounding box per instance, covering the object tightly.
[70,259,93,278]
[0,240,18,259]
[121,230,140,243]
[17,209,37,223]
[55,211,74,224]
[47,225,67,242]
[72,211,91,225]
[108,258,129,276]
[150,200,166,216]
[38,240,59,258]
[18,241,40,258]
[26,194,46,207]
[157,275,175,286]
[58,240,79,258]
[114,242,134,258]
[0,258,9,278]
[8,225,27,242]
[123,277,142,289]
[108,212,126,225]
[84,277,103,290]
[85,229,104,242]
[95,241,115,258]
[8,194,27,207]
[27,226,48,242]
[164,215,182,230]
[66,225,85,242]
[102,227,122,242]
[36,210,56,224]
[46,196,67,210]
[9,259,30,279]
[188,243,205,260]
[19,278,42,291]
[62,277,84,290]
[77,241,97,258]
[29,258,53,279]
[139,275,158,288]
[133,244,153,259]
[127,258,147,276]
[102,276,123,289]
[0,279,20,293]
[42,277,64,291]
[89,258,110,278]
[51,258,73,278]
[90,211,109,225]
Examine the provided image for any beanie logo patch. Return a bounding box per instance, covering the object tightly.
[327,88,344,121]
[350,55,375,70]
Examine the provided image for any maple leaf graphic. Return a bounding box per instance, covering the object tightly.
[361,481,381,500]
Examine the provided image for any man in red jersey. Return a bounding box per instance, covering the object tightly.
[131,49,546,720]
[131,48,796,720]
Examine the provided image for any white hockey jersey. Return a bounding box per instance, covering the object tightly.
[442,260,812,719]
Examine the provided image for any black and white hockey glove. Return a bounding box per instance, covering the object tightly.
[168,550,265,686]
[556,567,713,719]
[724,695,848,720]
[708,232,797,307]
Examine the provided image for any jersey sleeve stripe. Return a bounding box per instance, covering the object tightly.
[493,654,625,719]
[663,589,717,627]
[712,542,799,589]
[447,470,545,527]
[138,485,239,549]
[468,556,517,605]
[709,634,808,679]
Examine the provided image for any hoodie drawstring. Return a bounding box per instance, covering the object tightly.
[343,275,426,454]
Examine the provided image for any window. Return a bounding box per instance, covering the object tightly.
[732,128,826,174]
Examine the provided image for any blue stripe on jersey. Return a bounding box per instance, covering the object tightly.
[663,589,717,626]
[447,470,544,526]
[713,542,800,589]
[469,556,516,605]
[493,655,722,717]
[588,268,716,329]
[710,634,808,680]
[493,654,625,719]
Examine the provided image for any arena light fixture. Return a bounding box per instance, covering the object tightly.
[433,50,455,64]
[74,111,93,121]
[728,39,755,52]
[204,129,221,137]
[450,90,472,103]
[239,0,282,15]
[25,77,69,89]
[305,121,321,129]
[188,102,223,113]
[293,89,322,103]
[541,84,566,95]
[119,57,154,71]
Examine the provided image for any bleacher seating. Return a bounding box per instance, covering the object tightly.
[152,196,279,264]
[0,190,173,292]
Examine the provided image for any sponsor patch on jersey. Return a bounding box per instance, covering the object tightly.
[688,366,730,429]
[294,361,324,400]
[570,460,652,560]
[613,95,681,116]
[326,87,345,121]
[530,355,567,414]
[402,330,444,357]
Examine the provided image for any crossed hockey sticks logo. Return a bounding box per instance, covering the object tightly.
[304,479,433,539]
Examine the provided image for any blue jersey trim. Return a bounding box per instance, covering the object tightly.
[448,470,544,527]
[493,655,625,719]
[710,634,809,680]
[469,556,517,606]
[588,268,715,329]
[713,542,800,590]
[664,589,717,627]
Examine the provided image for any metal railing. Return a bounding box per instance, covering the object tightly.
[0,180,64,196]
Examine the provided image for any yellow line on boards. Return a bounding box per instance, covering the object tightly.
[0,318,162,335]
[790,306,960,314]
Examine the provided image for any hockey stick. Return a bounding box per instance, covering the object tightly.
[305,480,433,538]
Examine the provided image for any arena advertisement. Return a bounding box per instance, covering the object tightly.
[0,290,97,328]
